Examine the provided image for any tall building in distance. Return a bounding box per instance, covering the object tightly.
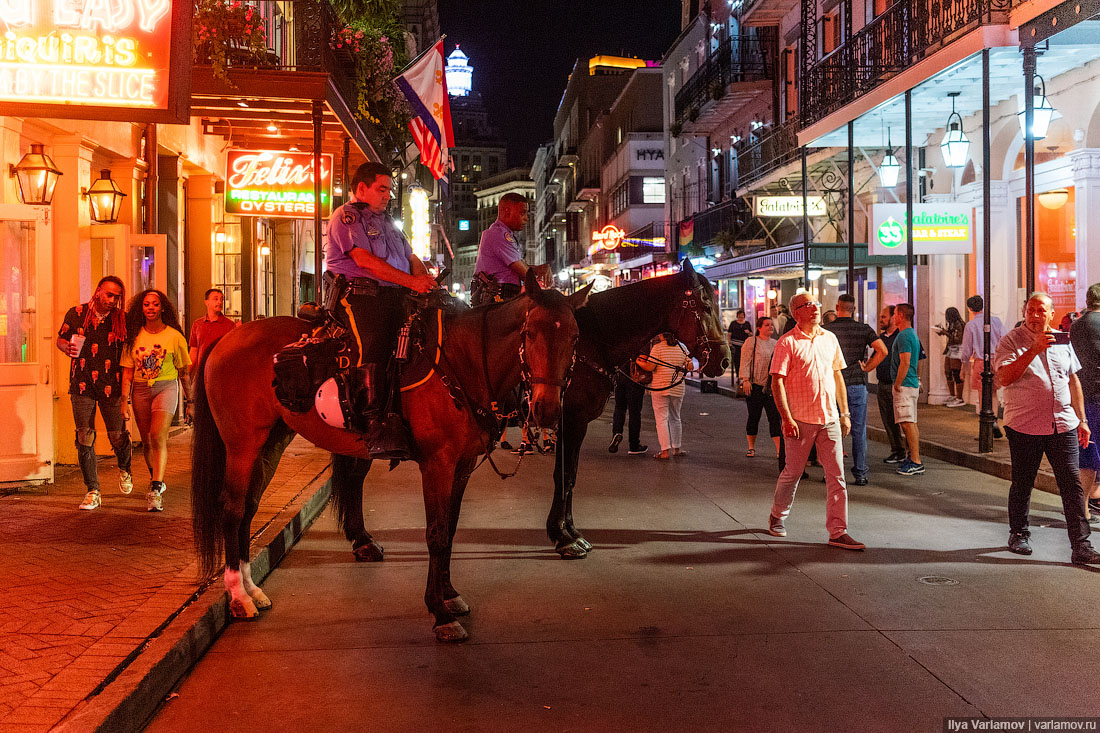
[445,46,508,289]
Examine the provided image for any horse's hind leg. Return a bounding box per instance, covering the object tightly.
[238,422,295,612]
[331,453,384,562]
[221,430,276,619]
[420,458,467,642]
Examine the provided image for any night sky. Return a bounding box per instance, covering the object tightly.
[437,0,682,167]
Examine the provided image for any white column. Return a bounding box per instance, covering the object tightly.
[1069,149,1100,304]
[0,117,23,205]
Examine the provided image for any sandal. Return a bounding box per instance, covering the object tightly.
[746,448,755,458]
[654,452,671,461]
[673,450,688,458]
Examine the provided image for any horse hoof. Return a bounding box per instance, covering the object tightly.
[556,541,588,560]
[229,596,260,620]
[433,621,469,643]
[353,541,385,562]
[249,589,272,611]
[443,595,470,616]
[573,536,593,552]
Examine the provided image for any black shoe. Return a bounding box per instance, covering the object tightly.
[883,452,905,464]
[801,470,810,480]
[1071,549,1100,567]
[993,425,1004,439]
[1008,533,1033,556]
[499,440,513,451]
[1088,498,1100,515]
[608,433,623,453]
[512,442,534,455]
[853,477,869,486]
[628,444,648,455]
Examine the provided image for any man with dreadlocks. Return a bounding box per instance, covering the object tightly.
[56,275,133,510]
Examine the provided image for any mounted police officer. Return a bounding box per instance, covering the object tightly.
[325,161,437,459]
[471,192,546,306]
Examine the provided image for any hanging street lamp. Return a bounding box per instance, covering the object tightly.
[1018,74,1054,140]
[83,169,127,224]
[9,144,62,205]
[940,92,970,168]
[880,127,900,187]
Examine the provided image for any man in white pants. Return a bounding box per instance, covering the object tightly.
[768,292,863,550]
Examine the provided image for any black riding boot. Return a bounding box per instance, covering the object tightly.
[358,363,411,461]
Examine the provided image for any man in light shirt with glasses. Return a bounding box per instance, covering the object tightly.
[767,292,863,550]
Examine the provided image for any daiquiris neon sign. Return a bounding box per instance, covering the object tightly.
[0,0,177,113]
[226,150,334,219]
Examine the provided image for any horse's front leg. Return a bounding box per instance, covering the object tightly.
[549,416,590,559]
[440,456,477,618]
[332,453,384,562]
[420,457,467,642]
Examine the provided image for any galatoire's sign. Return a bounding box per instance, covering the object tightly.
[869,203,973,256]
[0,0,191,122]
[225,150,334,219]
[754,196,827,218]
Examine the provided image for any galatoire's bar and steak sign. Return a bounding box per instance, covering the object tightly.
[225,150,334,219]
[0,0,191,122]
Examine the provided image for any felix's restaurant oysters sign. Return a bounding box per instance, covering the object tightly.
[0,0,190,121]
[226,150,334,219]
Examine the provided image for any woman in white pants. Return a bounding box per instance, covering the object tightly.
[637,332,693,460]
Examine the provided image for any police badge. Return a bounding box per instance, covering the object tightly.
[368,229,381,237]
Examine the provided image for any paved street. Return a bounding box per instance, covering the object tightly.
[147,389,1100,732]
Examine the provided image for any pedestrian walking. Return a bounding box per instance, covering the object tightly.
[875,305,907,463]
[57,276,133,511]
[772,304,789,336]
[740,317,781,458]
[637,333,692,460]
[995,292,1100,567]
[821,309,837,325]
[121,289,194,512]
[934,306,966,406]
[1070,283,1100,523]
[824,294,888,486]
[767,293,862,550]
[727,309,752,383]
[959,295,1006,437]
[891,303,925,475]
[609,363,648,456]
[188,287,237,368]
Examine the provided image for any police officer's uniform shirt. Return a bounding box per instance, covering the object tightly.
[326,202,413,285]
[474,218,523,286]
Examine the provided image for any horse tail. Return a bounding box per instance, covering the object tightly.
[190,350,227,579]
[329,453,365,530]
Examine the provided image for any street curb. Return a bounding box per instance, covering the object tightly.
[687,377,1058,494]
[55,467,333,733]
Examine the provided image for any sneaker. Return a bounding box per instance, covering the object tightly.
[1008,533,1032,555]
[499,440,513,451]
[1071,549,1100,567]
[146,481,165,512]
[895,460,926,475]
[628,444,648,455]
[608,433,623,453]
[945,398,965,407]
[883,452,905,464]
[1088,498,1100,515]
[78,490,101,510]
[828,533,866,551]
[119,469,133,495]
[1090,514,1100,526]
[768,514,786,537]
[512,442,534,455]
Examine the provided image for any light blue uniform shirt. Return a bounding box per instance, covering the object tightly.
[325,202,413,285]
[474,218,524,286]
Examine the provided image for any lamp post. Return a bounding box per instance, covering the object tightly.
[979,49,996,454]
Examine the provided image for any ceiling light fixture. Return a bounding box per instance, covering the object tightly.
[940,92,970,168]
[1018,74,1055,141]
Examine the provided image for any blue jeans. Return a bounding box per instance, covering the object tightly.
[846,384,868,481]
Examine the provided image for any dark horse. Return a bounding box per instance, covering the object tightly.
[191,271,590,642]
[545,260,730,558]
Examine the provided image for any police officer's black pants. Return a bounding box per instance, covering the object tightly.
[341,288,405,366]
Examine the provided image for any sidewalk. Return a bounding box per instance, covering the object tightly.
[691,372,1058,493]
[0,430,333,732]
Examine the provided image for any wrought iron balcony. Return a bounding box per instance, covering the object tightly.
[674,33,777,132]
[802,0,1014,126]
[736,118,801,190]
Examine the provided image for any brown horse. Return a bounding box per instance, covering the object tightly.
[191,271,590,642]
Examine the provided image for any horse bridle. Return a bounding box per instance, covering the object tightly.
[518,306,577,391]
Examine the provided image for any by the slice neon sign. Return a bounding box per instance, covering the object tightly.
[588,225,626,256]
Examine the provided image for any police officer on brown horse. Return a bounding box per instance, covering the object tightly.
[471,192,547,306]
[325,161,438,459]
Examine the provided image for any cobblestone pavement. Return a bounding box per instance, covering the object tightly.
[0,431,331,731]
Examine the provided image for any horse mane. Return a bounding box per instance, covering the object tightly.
[578,270,692,355]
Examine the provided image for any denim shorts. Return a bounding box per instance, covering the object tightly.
[1081,398,1100,472]
[132,379,179,417]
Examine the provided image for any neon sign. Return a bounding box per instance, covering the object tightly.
[0,0,188,121]
[868,204,972,256]
[587,225,625,256]
[225,150,334,219]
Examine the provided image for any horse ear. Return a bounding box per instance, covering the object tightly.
[525,268,542,295]
[681,258,696,274]
[566,283,594,310]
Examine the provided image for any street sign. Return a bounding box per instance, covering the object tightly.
[754,196,826,217]
[869,204,973,256]
[225,150,334,219]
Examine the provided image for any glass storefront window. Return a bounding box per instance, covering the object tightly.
[0,220,36,363]
[1034,186,1076,322]
[214,220,243,318]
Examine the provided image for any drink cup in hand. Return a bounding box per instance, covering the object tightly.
[69,335,86,358]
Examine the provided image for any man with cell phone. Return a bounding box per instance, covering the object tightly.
[994,292,1100,567]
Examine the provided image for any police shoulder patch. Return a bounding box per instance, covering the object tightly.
[505,232,516,243]
[342,208,357,225]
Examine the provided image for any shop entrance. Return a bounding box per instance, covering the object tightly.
[0,204,53,484]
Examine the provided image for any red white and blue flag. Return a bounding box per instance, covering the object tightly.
[394,40,454,181]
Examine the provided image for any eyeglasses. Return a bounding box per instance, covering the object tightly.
[794,300,821,311]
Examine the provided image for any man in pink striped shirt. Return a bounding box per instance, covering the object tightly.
[767,292,864,550]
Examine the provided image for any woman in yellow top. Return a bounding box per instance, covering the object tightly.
[121,289,193,511]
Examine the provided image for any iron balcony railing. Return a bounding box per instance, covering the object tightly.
[803,0,1013,126]
[735,118,801,190]
[674,34,777,128]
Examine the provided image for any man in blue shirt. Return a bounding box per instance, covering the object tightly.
[471,193,544,306]
[890,303,925,475]
[325,161,437,458]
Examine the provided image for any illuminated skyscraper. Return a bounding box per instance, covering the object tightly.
[445,47,473,97]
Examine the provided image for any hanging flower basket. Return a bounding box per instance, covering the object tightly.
[194,0,272,84]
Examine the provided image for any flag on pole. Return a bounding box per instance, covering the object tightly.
[394,40,454,180]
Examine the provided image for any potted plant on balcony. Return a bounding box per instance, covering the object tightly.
[193,0,271,84]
